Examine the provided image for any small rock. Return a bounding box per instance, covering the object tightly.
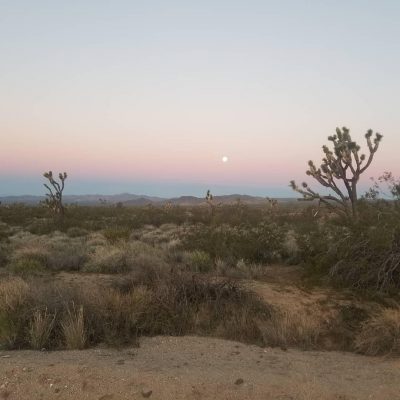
[0,356,10,359]
[280,345,288,351]
[141,389,153,398]
[235,378,244,385]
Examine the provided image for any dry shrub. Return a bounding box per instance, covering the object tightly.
[0,277,30,313]
[83,285,153,346]
[103,227,131,244]
[135,272,271,345]
[28,308,55,350]
[355,307,400,356]
[7,231,87,273]
[0,272,272,350]
[215,258,266,279]
[262,308,324,349]
[62,303,86,350]
[0,277,30,348]
[84,241,167,274]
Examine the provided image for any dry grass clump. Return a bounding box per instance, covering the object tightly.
[355,307,400,356]
[62,303,86,350]
[215,258,266,280]
[262,308,325,349]
[28,308,56,350]
[0,277,30,347]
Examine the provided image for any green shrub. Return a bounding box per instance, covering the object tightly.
[8,258,46,276]
[183,222,286,263]
[102,227,132,244]
[185,250,212,273]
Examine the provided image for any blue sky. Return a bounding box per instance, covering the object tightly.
[1,1,399,196]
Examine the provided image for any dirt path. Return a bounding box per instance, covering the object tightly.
[1,336,399,400]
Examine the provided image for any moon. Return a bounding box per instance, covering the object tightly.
[222,156,229,163]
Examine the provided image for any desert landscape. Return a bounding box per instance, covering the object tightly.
[1,1,400,399]
[1,182,400,399]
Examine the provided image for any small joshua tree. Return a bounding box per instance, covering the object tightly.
[205,189,215,217]
[290,127,382,219]
[43,171,67,217]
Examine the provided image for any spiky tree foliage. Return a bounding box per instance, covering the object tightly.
[43,171,67,217]
[290,127,383,218]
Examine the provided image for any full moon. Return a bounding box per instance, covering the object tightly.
[222,156,228,163]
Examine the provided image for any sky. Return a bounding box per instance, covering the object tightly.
[1,0,399,197]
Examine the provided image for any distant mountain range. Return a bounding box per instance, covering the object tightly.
[0,193,298,206]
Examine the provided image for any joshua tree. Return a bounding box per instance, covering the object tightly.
[205,189,215,217]
[43,171,67,217]
[290,127,382,219]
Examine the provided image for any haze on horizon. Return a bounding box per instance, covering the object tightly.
[1,1,399,197]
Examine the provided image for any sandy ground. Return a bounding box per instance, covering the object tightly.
[1,335,399,400]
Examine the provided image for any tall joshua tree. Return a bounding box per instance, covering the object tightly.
[290,127,382,218]
[43,171,67,217]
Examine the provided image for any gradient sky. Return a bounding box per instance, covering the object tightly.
[1,1,399,197]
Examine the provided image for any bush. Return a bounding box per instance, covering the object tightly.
[0,273,272,350]
[84,241,167,274]
[62,303,86,350]
[183,222,286,263]
[297,201,400,292]
[8,258,46,276]
[28,308,55,350]
[355,307,400,356]
[184,250,212,273]
[103,227,131,244]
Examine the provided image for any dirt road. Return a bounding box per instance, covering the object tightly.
[1,336,399,400]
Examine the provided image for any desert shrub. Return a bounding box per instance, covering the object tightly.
[0,277,30,348]
[355,307,400,356]
[0,272,272,350]
[8,258,46,276]
[103,227,131,244]
[66,227,89,237]
[84,245,131,273]
[28,308,56,350]
[183,222,286,263]
[215,258,266,280]
[262,308,324,349]
[0,223,12,243]
[46,236,88,271]
[184,250,212,273]
[7,231,88,273]
[127,272,271,344]
[0,244,9,268]
[296,201,400,292]
[84,241,167,274]
[26,218,56,235]
[62,303,86,350]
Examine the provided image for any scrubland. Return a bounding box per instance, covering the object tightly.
[0,200,399,357]
[1,201,400,399]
